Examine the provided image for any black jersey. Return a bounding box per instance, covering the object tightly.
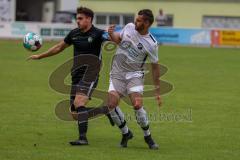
[64,26,107,79]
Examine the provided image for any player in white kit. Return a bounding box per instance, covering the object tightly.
[107,9,161,149]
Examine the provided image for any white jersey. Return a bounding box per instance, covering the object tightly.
[110,23,159,79]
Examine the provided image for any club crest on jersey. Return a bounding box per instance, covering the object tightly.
[137,43,143,50]
[120,41,131,49]
[88,37,93,43]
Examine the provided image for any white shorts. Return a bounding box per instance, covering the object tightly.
[108,72,144,96]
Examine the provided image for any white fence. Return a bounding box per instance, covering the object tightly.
[0,22,76,40]
[1,22,240,47]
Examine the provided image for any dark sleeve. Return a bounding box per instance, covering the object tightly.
[101,30,109,42]
[64,30,73,45]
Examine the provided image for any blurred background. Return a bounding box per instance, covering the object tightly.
[1,0,240,46]
[1,1,240,160]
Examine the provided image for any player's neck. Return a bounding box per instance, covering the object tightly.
[81,24,93,33]
[138,29,149,36]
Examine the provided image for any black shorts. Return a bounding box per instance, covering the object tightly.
[70,76,98,110]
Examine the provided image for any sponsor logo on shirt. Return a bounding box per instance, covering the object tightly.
[88,37,93,43]
[137,43,143,50]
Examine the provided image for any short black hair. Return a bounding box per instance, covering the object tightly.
[138,9,154,25]
[77,6,94,21]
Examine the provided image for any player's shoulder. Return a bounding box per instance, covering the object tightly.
[68,28,80,37]
[92,26,105,34]
[71,28,80,33]
[126,22,135,27]
[147,33,158,47]
[124,23,135,30]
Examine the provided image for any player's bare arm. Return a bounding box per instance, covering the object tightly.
[108,25,121,44]
[151,63,162,107]
[27,40,69,60]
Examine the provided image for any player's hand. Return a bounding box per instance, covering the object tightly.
[27,54,41,60]
[156,95,162,108]
[108,25,115,35]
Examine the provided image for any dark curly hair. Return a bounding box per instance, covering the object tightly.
[138,9,154,25]
[77,6,94,22]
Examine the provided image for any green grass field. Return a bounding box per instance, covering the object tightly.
[0,40,239,160]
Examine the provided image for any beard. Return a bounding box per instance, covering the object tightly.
[135,25,144,32]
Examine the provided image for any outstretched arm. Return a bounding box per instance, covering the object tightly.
[27,40,69,60]
[108,25,121,44]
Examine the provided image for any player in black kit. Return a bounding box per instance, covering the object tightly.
[28,7,112,145]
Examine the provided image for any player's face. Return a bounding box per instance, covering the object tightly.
[134,15,150,32]
[76,14,92,30]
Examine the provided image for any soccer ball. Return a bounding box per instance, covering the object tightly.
[23,32,42,52]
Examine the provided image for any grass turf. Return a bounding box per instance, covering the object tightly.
[0,40,239,160]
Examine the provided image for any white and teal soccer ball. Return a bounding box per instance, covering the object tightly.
[23,32,42,52]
